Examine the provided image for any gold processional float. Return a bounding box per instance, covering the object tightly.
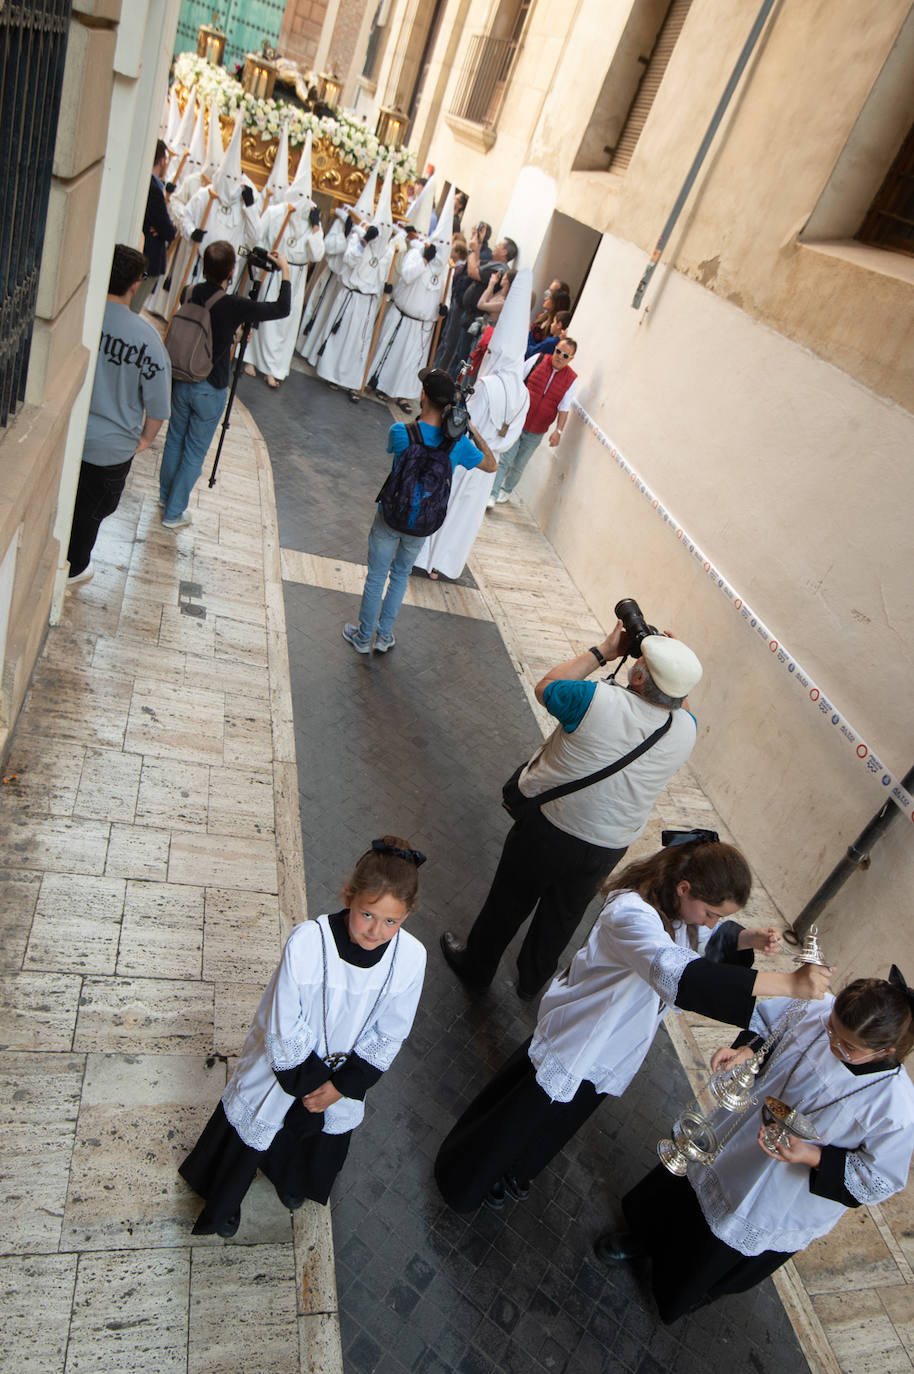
[172,48,414,219]
[657,925,831,1174]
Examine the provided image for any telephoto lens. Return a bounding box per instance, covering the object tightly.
[614,598,658,656]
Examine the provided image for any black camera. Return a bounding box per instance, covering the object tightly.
[614,598,658,657]
[239,245,279,273]
[442,366,476,443]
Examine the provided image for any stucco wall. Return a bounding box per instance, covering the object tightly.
[520,230,914,976]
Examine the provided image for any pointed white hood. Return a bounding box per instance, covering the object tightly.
[431,186,454,249]
[405,177,435,235]
[262,121,290,206]
[351,161,379,219]
[468,266,531,452]
[285,131,313,208]
[211,112,244,204]
[171,92,197,156]
[203,99,224,182]
[163,86,179,142]
[183,99,207,179]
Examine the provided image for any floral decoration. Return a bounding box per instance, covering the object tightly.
[172,52,417,184]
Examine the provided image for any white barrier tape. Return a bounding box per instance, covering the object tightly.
[573,401,914,824]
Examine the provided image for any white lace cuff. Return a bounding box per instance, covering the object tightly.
[265,1024,316,1071]
[532,1047,579,1103]
[846,1154,898,1204]
[355,1028,399,1071]
[649,944,698,1006]
[222,1081,282,1151]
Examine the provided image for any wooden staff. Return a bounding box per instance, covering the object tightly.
[167,149,189,199]
[427,261,453,368]
[359,249,399,395]
[166,190,215,330]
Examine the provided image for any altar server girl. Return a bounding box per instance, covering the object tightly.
[181,836,427,1236]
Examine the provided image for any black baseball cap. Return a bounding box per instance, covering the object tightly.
[418,367,456,407]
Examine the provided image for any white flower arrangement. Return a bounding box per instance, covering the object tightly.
[172,53,417,183]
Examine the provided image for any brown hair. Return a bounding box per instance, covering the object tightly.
[344,834,421,910]
[605,840,751,938]
[109,244,147,295]
[835,979,914,1062]
[203,239,236,283]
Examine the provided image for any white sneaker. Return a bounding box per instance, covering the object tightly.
[486,495,496,509]
[67,563,95,586]
[496,491,510,504]
[162,510,192,530]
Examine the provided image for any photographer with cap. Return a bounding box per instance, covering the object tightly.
[441,616,702,998]
[343,367,496,653]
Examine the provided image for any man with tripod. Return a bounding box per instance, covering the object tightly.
[159,240,291,529]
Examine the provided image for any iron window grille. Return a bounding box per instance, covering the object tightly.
[0,0,72,427]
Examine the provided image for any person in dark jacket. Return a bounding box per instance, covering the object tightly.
[158,240,291,528]
[131,140,176,314]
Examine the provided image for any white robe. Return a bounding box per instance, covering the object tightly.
[689,995,914,1256]
[246,202,325,380]
[529,891,697,1101]
[298,217,348,358]
[168,185,259,308]
[312,229,395,390]
[413,362,529,578]
[222,914,425,1149]
[369,244,445,399]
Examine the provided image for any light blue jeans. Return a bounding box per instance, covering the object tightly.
[357,510,426,640]
[159,379,227,520]
[490,429,545,499]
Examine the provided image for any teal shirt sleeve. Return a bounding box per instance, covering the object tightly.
[542,680,596,733]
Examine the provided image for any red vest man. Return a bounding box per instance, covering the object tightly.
[487,339,578,506]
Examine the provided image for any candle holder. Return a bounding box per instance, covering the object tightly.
[242,43,278,101]
[197,13,226,66]
[376,106,407,149]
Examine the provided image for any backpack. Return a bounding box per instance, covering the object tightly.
[166,287,226,382]
[376,423,454,536]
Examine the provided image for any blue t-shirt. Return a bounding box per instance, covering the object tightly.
[543,679,697,732]
[386,421,483,473]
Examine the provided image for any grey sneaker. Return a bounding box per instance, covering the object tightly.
[374,632,396,653]
[162,509,192,529]
[342,623,372,653]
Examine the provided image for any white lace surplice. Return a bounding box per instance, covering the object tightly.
[222,915,425,1149]
[529,891,698,1103]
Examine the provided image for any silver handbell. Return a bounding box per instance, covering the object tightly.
[793,923,829,968]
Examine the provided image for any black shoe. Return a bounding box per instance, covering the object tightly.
[515,981,539,1003]
[504,1173,530,1201]
[485,1180,506,1210]
[440,932,490,990]
[192,1209,240,1238]
[593,1230,645,1264]
[278,1192,307,1211]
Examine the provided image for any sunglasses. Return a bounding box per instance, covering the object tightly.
[555,349,574,359]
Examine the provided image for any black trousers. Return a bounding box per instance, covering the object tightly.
[435,1039,605,1212]
[623,1166,793,1323]
[67,456,133,575]
[465,808,626,995]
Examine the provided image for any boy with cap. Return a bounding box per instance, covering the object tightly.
[343,368,496,652]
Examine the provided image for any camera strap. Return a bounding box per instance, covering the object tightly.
[524,712,674,809]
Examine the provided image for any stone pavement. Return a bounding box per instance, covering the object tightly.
[1,365,912,1372]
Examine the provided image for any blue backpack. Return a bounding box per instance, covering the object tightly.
[376,423,454,536]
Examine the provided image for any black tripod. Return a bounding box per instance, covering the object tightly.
[207,274,262,489]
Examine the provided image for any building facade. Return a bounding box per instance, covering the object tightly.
[0,0,179,762]
[336,0,914,971]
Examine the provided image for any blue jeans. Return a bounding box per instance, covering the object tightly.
[357,511,426,640]
[490,429,544,499]
[159,379,227,520]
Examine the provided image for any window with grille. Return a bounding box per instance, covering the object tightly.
[0,1,72,427]
[856,121,914,258]
[610,0,693,172]
[448,0,531,129]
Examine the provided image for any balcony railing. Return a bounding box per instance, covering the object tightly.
[0,0,72,426]
[449,33,518,129]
